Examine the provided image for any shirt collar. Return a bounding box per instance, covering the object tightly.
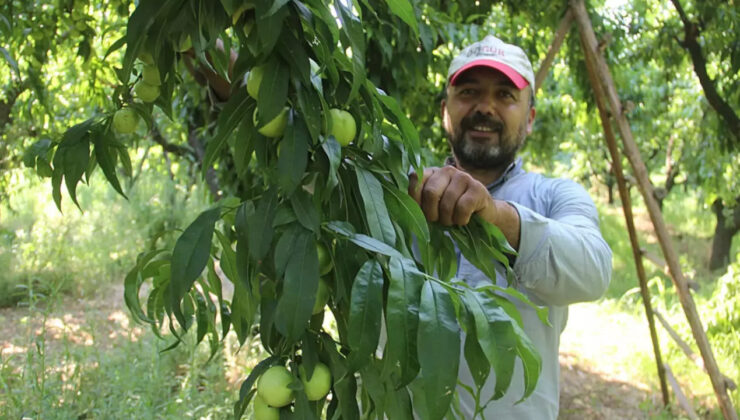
[444,157,524,190]
[486,158,523,190]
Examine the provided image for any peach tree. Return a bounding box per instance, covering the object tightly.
[42,0,547,418]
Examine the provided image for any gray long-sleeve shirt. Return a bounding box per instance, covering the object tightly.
[455,158,612,419]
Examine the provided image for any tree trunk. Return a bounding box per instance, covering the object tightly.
[709,199,740,271]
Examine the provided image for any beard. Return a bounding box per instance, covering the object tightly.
[448,112,527,171]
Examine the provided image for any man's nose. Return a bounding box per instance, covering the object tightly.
[472,93,496,115]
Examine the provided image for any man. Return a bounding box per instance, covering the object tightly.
[408,34,613,419]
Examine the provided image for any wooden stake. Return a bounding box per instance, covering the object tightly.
[535,8,574,93]
[655,311,737,391]
[570,1,737,418]
[579,31,670,406]
[665,364,701,420]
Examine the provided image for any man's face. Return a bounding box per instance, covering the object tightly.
[442,66,535,171]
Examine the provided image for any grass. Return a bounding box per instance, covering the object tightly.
[0,288,264,419]
[0,162,210,307]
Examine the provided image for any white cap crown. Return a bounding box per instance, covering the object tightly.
[447,35,535,92]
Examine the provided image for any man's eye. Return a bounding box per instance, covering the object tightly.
[498,90,515,99]
[460,88,476,95]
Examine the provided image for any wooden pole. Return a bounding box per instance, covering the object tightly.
[578,31,670,406]
[535,8,574,93]
[570,1,738,418]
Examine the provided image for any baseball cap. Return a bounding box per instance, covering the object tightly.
[447,35,535,92]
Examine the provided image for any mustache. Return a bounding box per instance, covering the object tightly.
[462,113,504,132]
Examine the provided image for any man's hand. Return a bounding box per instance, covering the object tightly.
[408,166,521,249]
[408,166,494,226]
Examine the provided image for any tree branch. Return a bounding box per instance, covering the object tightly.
[0,81,29,132]
[669,0,740,149]
[150,124,195,158]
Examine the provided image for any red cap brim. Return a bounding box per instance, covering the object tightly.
[449,59,529,89]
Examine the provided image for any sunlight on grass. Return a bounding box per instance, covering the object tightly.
[0,165,210,307]
[0,288,269,420]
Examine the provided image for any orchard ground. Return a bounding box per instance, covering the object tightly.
[0,282,718,419]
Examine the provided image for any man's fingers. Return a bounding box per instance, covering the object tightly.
[438,175,468,225]
[409,166,490,226]
[408,172,421,203]
[453,187,481,225]
[420,169,450,222]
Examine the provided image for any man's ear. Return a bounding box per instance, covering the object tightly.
[441,98,451,133]
[526,106,536,135]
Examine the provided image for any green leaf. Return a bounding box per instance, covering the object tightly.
[320,334,359,420]
[124,249,168,324]
[295,79,324,143]
[274,223,299,280]
[275,226,320,343]
[122,0,179,80]
[256,56,289,126]
[356,167,396,246]
[265,0,291,16]
[325,221,404,259]
[169,207,220,329]
[232,118,256,177]
[335,0,366,102]
[376,90,421,168]
[463,319,491,391]
[479,285,550,327]
[321,136,342,194]
[92,128,126,199]
[235,202,253,285]
[194,290,210,345]
[426,225,457,282]
[347,259,384,371]
[51,165,63,211]
[231,272,258,346]
[417,281,460,420]
[463,289,518,401]
[384,257,423,387]
[383,382,414,420]
[54,119,94,209]
[278,24,311,87]
[384,0,419,37]
[0,46,19,77]
[203,88,253,176]
[360,360,387,415]
[383,183,429,243]
[246,188,278,262]
[449,226,499,283]
[277,114,309,195]
[290,188,320,233]
[215,230,239,285]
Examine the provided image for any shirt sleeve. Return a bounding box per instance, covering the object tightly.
[508,180,612,306]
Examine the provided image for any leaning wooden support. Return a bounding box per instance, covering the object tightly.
[665,364,701,420]
[579,30,670,406]
[535,8,574,93]
[640,248,700,291]
[654,310,737,391]
[570,1,737,418]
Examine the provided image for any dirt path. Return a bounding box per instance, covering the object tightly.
[558,302,670,419]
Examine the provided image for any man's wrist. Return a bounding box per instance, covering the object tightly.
[481,198,521,250]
